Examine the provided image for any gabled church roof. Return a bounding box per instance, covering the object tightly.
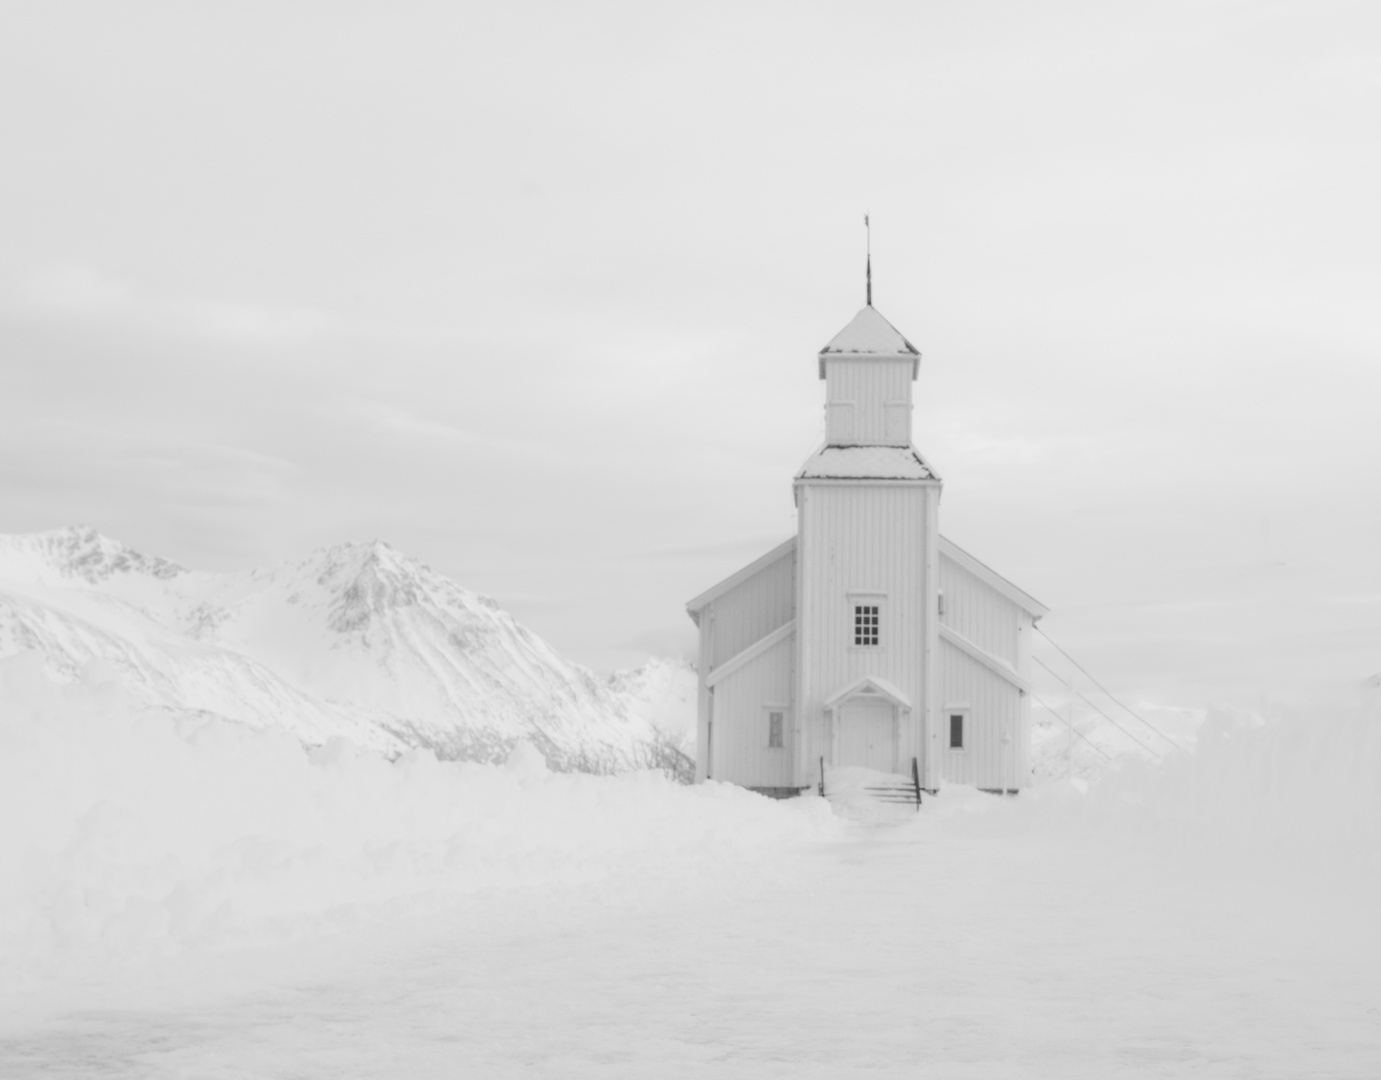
[939,536,1049,619]
[684,536,795,620]
[685,533,1047,623]
[819,305,919,357]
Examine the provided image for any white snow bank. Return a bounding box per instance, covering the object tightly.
[0,653,838,985]
[824,683,1381,893]
[1010,691,1381,879]
[6,631,1377,1007]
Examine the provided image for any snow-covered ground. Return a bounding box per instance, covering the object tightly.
[2,657,1378,1077]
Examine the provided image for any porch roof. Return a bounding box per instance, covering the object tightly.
[823,674,911,711]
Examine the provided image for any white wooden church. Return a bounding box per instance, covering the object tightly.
[686,295,1047,796]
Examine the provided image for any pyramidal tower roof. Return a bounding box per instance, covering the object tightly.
[819,305,919,357]
[818,304,919,378]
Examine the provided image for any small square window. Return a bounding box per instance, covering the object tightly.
[853,604,879,647]
[949,713,965,749]
[767,711,784,748]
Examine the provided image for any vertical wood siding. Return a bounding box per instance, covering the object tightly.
[938,555,1021,666]
[938,640,1022,789]
[823,358,914,445]
[923,488,941,788]
[706,549,797,669]
[696,512,1038,790]
[695,546,796,783]
[1015,611,1034,784]
[935,556,1034,789]
[696,617,713,782]
[795,482,937,786]
[711,634,795,788]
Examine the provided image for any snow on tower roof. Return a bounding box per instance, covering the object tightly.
[795,445,938,481]
[818,305,919,357]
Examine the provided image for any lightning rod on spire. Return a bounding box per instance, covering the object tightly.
[864,213,872,306]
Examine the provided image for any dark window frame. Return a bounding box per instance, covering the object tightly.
[853,604,880,647]
[767,710,784,749]
[949,712,965,750]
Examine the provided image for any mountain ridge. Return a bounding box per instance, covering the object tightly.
[0,527,666,769]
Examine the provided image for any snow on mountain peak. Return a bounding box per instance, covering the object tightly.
[0,526,185,585]
[283,539,506,641]
[303,540,431,632]
[0,528,663,772]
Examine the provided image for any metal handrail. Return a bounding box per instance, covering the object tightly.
[819,756,922,808]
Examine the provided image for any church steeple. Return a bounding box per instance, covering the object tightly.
[817,304,921,447]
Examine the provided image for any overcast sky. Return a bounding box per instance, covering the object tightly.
[2,1,1378,714]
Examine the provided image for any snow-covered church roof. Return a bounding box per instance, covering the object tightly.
[795,445,937,481]
[818,305,919,357]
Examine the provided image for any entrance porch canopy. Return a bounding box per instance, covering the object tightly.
[824,674,911,713]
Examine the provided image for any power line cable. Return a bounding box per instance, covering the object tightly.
[1030,693,1113,761]
[1034,625,1182,751]
[1033,655,1162,759]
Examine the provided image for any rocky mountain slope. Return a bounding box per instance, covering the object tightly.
[0,527,659,769]
[607,656,697,752]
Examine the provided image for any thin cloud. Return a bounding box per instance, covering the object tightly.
[8,266,335,346]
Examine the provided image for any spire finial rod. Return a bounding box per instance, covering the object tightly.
[864,213,872,306]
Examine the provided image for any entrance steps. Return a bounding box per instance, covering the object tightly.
[819,759,923,821]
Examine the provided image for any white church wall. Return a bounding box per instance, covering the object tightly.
[935,545,1039,789]
[938,552,1022,666]
[704,548,796,670]
[709,634,794,789]
[823,357,914,446]
[692,544,796,783]
[696,668,712,783]
[795,480,937,786]
[1016,610,1034,784]
[938,639,1024,789]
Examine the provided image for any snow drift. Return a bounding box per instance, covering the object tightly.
[5,645,1378,991]
[1071,691,1381,873]
[0,656,833,985]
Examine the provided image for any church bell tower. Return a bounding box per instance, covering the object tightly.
[793,298,943,790]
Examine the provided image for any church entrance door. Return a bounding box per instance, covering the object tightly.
[837,698,895,771]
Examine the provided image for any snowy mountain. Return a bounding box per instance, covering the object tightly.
[0,527,656,769]
[607,656,697,752]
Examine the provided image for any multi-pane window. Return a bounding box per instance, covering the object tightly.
[767,710,784,748]
[853,604,880,646]
[949,713,965,749]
